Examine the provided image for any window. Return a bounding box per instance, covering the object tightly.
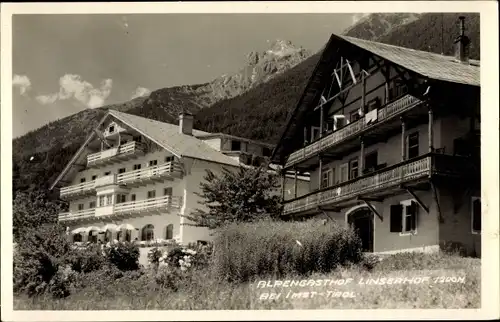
[366,97,381,112]
[80,178,86,183]
[99,195,106,207]
[106,195,112,205]
[349,158,359,180]
[165,156,175,163]
[104,171,111,176]
[364,151,378,173]
[116,194,127,204]
[263,147,272,157]
[321,168,333,189]
[118,168,126,174]
[77,204,84,211]
[350,110,361,123]
[88,230,98,243]
[104,230,113,242]
[141,224,155,241]
[164,187,173,196]
[147,190,156,199]
[166,224,174,239]
[407,132,419,159]
[133,164,142,170]
[339,163,349,183]
[118,229,132,242]
[311,127,320,141]
[389,80,408,100]
[131,194,136,202]
[73,234,82,242]
[149,160,158,167]
[89,201,96,209]
[231,140,241,151]
[471,197,481,233]
[109,125,115,133]
[390,200,418,234]
[91,175,98,181]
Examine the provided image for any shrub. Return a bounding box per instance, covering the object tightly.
[147,247,163,268]
[13,224,73,296]
[68,244,106,273]
[104,242,140,271]
[212,218,363,282]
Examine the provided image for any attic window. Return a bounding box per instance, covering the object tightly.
[109,125,115,133]
[231,140,241,151]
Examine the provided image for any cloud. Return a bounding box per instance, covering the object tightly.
[36,74,113,108]
[12,74,32,96]
[131,87,151,99]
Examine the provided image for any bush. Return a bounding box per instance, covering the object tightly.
[212,219,363,282]
[104,242,140,271]
[13,224,73,297]
[68,244,106,273]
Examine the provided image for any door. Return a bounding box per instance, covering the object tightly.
[348,208,374,252]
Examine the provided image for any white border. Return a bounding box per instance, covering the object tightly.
[1,1,499,321]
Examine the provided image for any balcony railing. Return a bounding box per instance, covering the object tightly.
[59,162,182,199]
[116,162,183,185]
[87,141,146,166]
[286,94,423,168]
[58,196,183,222]
[283,155,431,215]
[114,195,183,215]
[58,209,96,222]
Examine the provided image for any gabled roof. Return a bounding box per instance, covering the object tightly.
[50,110,240,190]
[271,33,481,164]
[338,35,480,86]
[108,110,239,167]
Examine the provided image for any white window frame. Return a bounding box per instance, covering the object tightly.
[321,168,333,188]
[406,131,419,160]
[339,163,349,183]
[471,196,481,234]
[399,199,418,236]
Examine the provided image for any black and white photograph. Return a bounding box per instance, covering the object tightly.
[1,1,498,320]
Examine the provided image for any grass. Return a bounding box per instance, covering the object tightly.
[13,252,481,310]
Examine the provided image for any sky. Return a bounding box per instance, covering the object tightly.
[11,13,363,138]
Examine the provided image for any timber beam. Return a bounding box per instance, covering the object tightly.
[430,181,444,223]
[357,196,383,221]
[404,186,430,214]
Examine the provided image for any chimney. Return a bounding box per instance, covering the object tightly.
[454,16,470,64]
[179,111,194,135]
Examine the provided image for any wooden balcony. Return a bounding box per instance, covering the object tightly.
[57,196,183,223]
[60,181,97,199]
[58,209,96,222]
[116,162,183,187]
[283,153,478,216]
[87,141,146,168]
[286,94,424,168]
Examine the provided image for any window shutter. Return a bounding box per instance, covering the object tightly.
[409,201,418,231]
[390,204,403,232]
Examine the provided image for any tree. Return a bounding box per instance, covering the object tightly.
[181,164,282,230]
[13,190,64,242]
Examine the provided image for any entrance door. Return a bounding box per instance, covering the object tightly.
[347,208,374,252]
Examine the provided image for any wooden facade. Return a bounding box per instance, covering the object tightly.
[273,32,481,255]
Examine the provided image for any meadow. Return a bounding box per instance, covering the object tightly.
[13,220,480,310]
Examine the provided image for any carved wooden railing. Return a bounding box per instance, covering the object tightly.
[87,141,146,165]
[286,94,422,167]
[283,156,431,215]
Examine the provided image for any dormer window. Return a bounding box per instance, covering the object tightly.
[231,140,241,151]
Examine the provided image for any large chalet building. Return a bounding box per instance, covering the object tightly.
[272,17,481,256]
[50,110,308,246]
